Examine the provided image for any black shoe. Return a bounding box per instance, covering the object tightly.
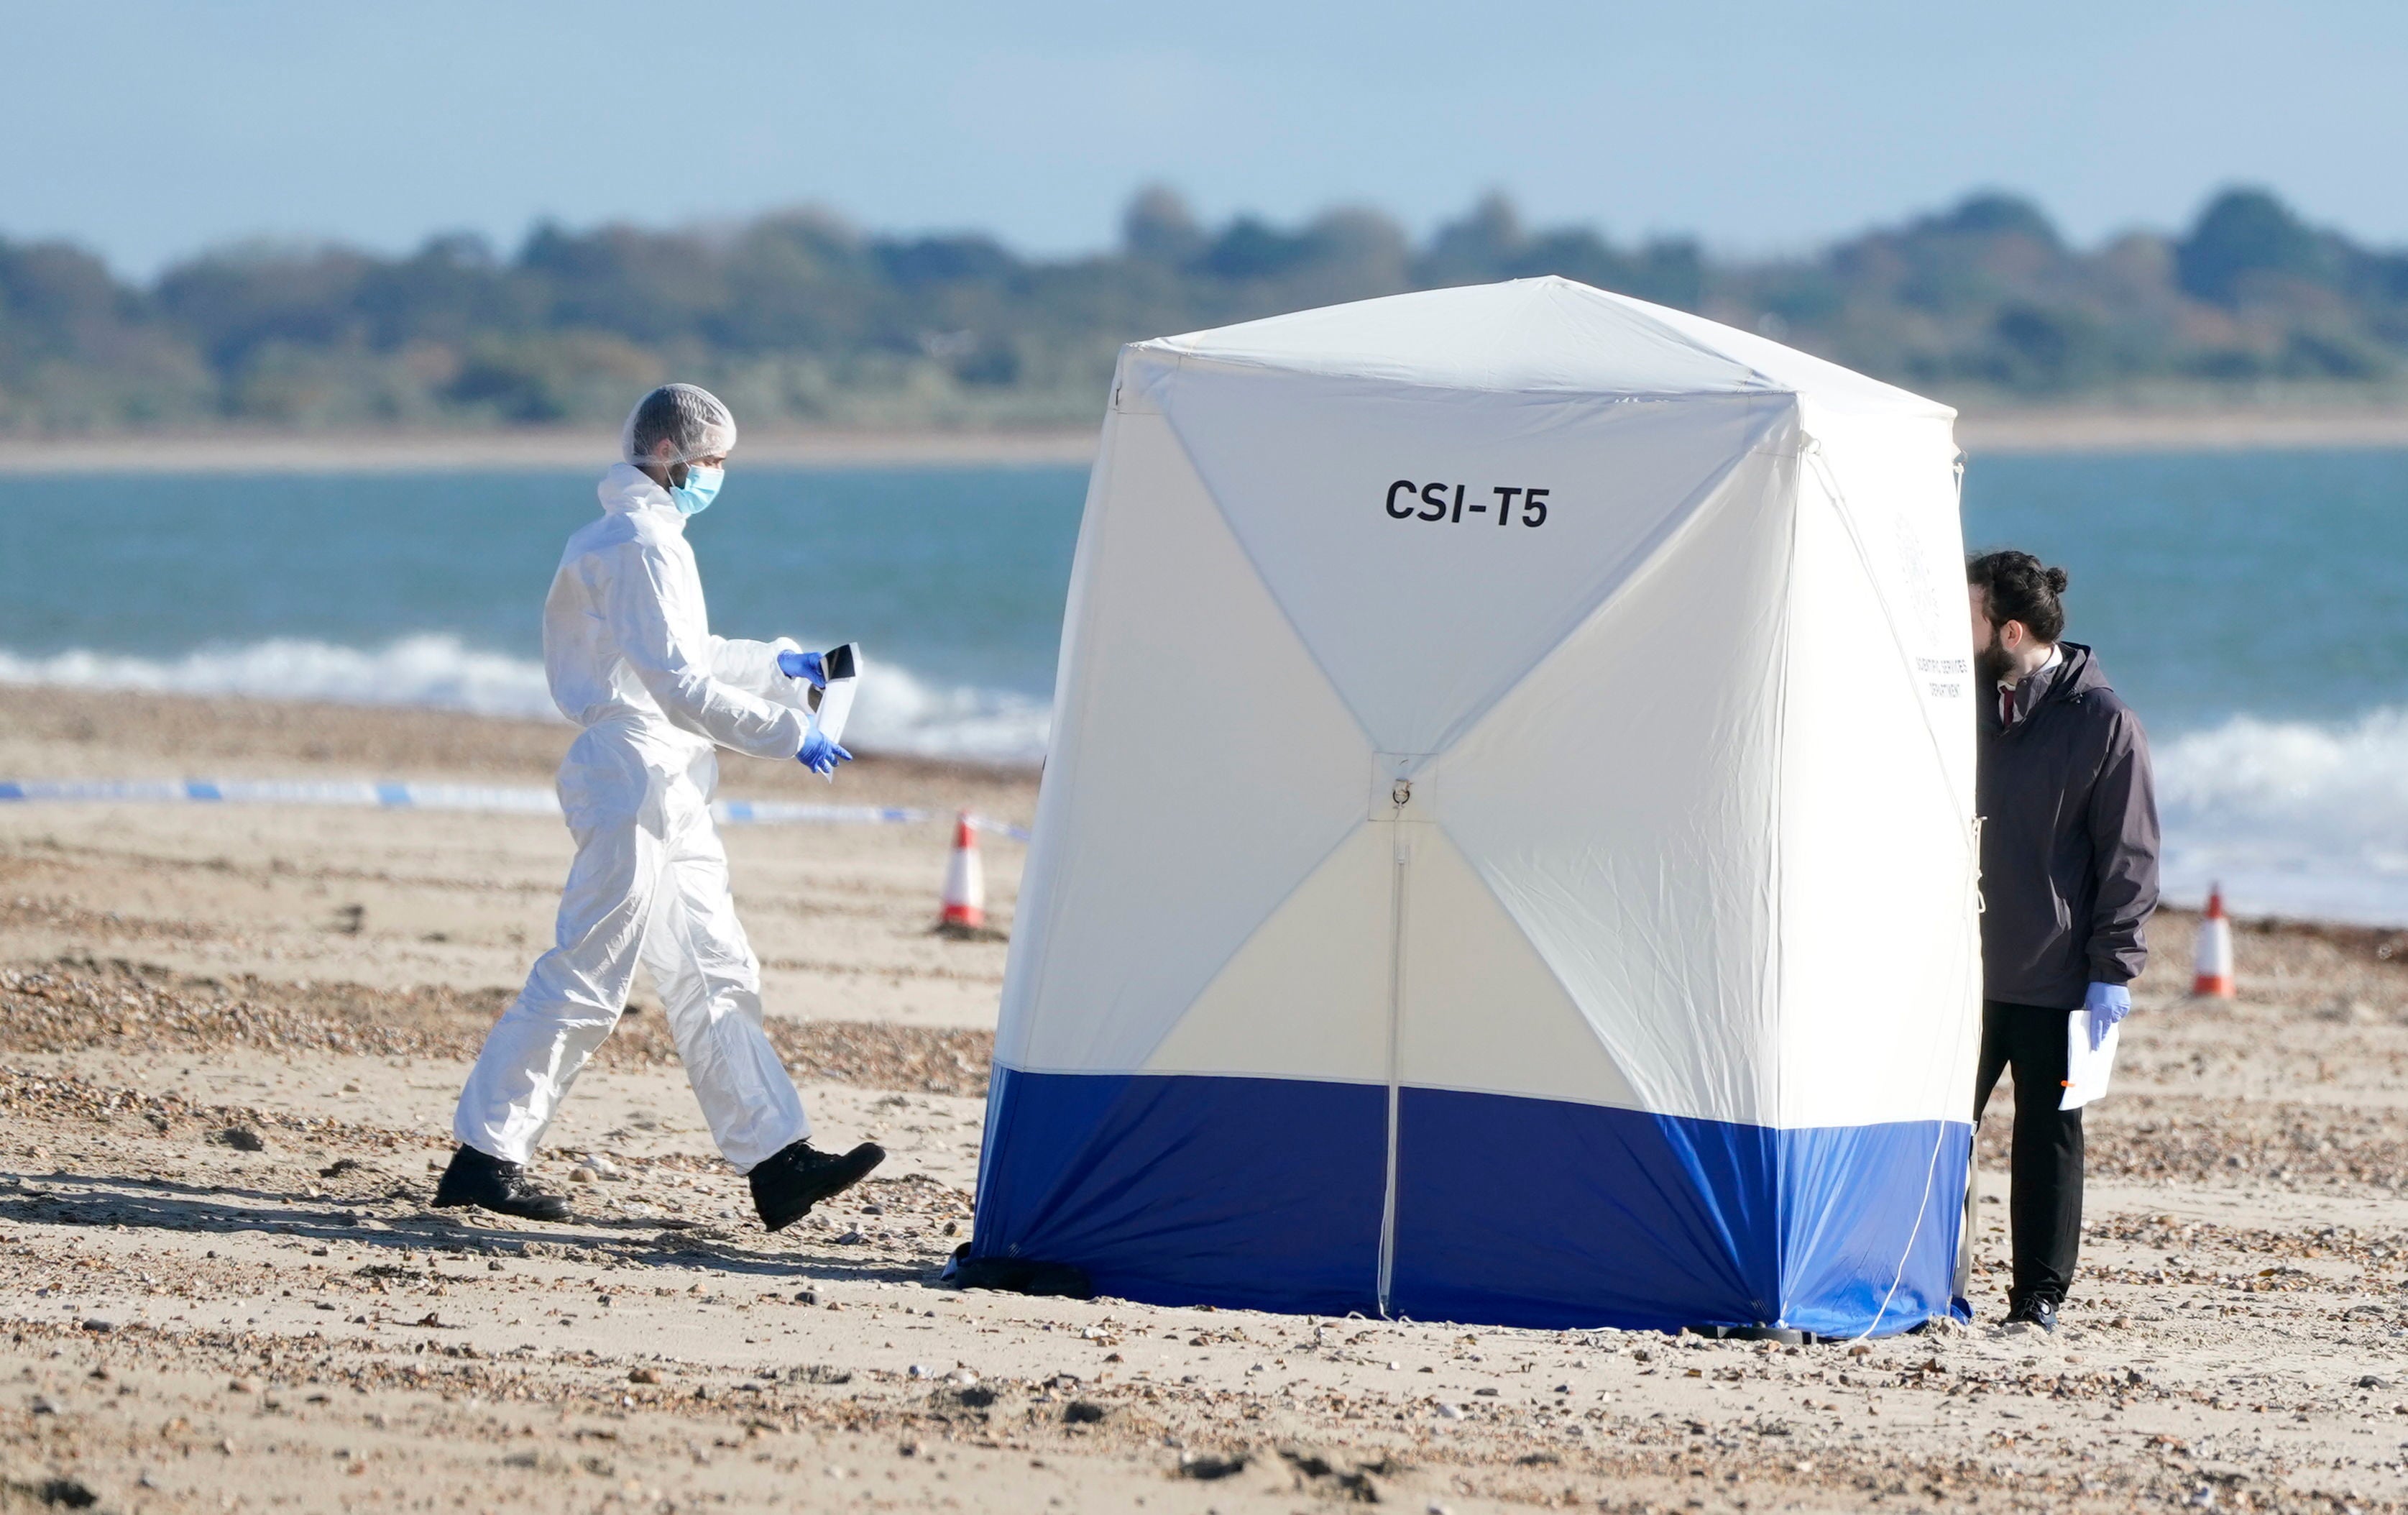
[431,1144,572,1223]
[2003,1296,2059,1333]
[750,1140,886,1232]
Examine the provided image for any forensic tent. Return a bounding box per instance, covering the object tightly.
[969,278,1980,1336]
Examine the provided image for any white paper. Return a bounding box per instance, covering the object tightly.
[811,642,861,749]
[2059,1010,2118,1111]
[814,677,857,746]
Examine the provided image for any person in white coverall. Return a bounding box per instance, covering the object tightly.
[435,383,884,1229]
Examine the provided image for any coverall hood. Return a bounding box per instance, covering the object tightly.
[536,465,808,754]
[598,462,680,520]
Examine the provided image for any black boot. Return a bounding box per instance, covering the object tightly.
[432,1144,572,1223]
[2002,1295,2059,1333]
[749,1139,886,1232]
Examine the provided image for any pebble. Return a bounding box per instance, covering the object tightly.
[5,943,2397,1508]
[0,962,996,1096]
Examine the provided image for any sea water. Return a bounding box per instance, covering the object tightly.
[0,465,1080,765]
[1964,448,2408,926]
[3,449,2404,923]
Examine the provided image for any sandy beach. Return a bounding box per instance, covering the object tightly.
[2,684,2405,1512]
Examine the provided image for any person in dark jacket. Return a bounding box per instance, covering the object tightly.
[1967,550,2159,1334]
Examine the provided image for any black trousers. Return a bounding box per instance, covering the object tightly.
[1974,999,2085,1306]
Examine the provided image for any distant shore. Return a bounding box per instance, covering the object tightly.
[14,403,2408,475]
[1955,404,2408,454]
[10,426,1100,475]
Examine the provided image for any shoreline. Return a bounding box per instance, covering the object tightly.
[1954,403,2408,454]
[10,403,2408,474]
[0,680,2397,938]
[0,682,1042,787]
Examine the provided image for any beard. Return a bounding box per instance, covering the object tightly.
[1974,633,2014,685]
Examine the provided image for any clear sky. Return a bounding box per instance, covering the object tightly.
[7,1,2404,277]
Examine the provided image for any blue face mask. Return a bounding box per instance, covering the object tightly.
[669,464,724,517]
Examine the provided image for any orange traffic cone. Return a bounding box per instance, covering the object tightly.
[2192,884,2235,998]
[940,811,985,932]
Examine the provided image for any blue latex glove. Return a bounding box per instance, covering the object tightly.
[797,728,852,777]
[2084,981,2131,1051]
[776,649,827,689]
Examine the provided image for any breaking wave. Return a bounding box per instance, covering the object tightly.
[0,636,1050,767]
[11,640,2408,920]
[2154,708,2408,925]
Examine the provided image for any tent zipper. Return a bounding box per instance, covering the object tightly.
[1377,823,1409,1317]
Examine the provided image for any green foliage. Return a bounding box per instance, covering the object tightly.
[1984,304,2112,393]
[2176,188,2338,304]
[1,186,2402,434]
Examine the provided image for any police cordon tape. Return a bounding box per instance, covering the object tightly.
[0,778,1031,843]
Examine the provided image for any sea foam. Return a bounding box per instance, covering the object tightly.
[0,636,1050,767]
[2154,708,2408,925]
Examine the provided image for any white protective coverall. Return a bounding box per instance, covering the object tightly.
[454,463,815,1172]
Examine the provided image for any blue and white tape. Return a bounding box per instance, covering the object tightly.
[0,779,1029,843]
[0,778,560,813]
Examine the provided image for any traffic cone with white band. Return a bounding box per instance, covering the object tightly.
[2192,884,2235,998]
[940,811,985,931]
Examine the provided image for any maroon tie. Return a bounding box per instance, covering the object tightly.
[1999,685,2016,728]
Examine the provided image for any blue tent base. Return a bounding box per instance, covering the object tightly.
[972,1068,1967,1336]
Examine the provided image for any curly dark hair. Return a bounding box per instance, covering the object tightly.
[1966,550,2069,643]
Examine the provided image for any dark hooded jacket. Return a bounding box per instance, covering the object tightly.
[1976,641,2161,1009]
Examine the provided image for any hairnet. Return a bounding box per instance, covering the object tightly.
[621,383,737,467]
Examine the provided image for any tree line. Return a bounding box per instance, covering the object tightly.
[2,184,2402,434]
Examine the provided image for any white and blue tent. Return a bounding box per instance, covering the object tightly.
[970,278,1980,1336]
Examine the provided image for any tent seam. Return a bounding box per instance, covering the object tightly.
[1116,817,1371,1077]
[1000,410,1123,1068]
[1768,446,1800,1327]
[1585,283,1959,421]
[1417,401,1801,761]
[1800,441,1982,1337]
[1133,343,1796,407]
[976,406,1126,1207]
[1147,386,1387,757]
[1414,416,1802,1147]
[1430,819,1651,1114]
